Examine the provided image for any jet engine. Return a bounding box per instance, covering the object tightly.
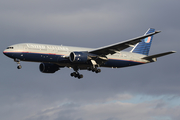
[69,52,91,63]
[39,63,59,73]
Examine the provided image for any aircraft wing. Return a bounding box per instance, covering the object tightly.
[89,31,160,56]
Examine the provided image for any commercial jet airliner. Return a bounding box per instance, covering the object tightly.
[3,28,176,79]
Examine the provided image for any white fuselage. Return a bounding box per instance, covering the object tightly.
[3,43,150,69]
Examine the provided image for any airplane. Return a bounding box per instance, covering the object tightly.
[3,28,176,79]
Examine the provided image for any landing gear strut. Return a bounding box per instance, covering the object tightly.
[89,60,101,73]
[14,59,22,69]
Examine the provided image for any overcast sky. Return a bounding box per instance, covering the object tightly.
[0,0,180,120]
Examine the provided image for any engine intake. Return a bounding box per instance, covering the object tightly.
[69,52,90,63]
[39,63,59,73]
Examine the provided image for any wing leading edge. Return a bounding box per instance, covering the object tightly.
[89,31,160,56]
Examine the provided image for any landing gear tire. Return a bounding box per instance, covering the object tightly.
[95,69,101,73]
[92,68,97,72]
[78,74,83,79]
[91,67,101,73]
[71,72,76,77]
[70,72,83,79]
[17,65,22,69]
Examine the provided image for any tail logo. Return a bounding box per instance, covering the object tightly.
[144,36,151,43]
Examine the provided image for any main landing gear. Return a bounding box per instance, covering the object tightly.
[89,60,101,73]
[70,67,84,79]
[70,72,83,79]
[14,59,22,69]
[87,67,101,73]
[70,66,101,79]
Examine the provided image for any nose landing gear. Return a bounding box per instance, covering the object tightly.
[14,59,22,69]
[17,65,22,69]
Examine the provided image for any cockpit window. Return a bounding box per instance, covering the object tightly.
[7,47,14,49]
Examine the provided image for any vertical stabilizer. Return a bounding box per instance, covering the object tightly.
[131,28,155,55]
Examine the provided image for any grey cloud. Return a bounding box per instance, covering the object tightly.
[24,97,180,120]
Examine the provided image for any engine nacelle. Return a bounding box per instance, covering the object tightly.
[39,63,59,73]
[69,52,89,63]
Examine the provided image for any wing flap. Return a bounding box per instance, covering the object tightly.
[89,31,160,56]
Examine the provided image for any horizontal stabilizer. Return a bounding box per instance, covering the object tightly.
[142,51,176,60]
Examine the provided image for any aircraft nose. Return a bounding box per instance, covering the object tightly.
[3,50,6,54]
[3,50,8,56]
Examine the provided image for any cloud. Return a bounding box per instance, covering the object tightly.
[25,94,180,120]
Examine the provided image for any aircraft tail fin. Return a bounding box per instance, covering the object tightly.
[131,28,155,55]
